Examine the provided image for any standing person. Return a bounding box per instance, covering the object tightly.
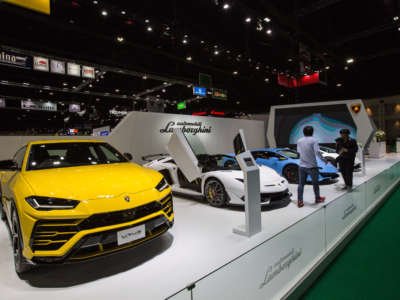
[296,126,328,208]
[335,129,358,191]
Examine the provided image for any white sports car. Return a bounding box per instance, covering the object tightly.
[319,145,361,171]
[143,154,291,208]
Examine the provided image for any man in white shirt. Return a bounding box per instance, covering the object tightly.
[296,126,327,207]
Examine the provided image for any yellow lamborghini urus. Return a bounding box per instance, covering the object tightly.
[0,140,174,274]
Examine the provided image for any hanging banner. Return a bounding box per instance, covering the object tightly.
[0,49,32,69]
[3,0,51,15]
[82,66,95,79]
[50,60,66,74]
[33,56,49,72]
[67,63,81,77]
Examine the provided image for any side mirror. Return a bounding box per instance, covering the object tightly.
[124,153,133,161]
[0,159,18,171]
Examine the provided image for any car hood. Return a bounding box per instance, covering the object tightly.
[317,158,338,172]
[218,165,284,183]
[22,163,161,200]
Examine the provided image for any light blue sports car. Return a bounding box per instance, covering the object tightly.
[227,148,339,184]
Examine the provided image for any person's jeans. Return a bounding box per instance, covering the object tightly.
[298,167,320,202]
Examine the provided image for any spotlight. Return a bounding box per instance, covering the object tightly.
[182,39,188,44]
[245,17,252,23]
[116,36,124,42]
[346,58,355,64]
[233,71,238,75]
[214,50,219,55]
[223,3,230,9]
[186,56,192,61]
[147,26,153,32]
[93,0,98,4]
[280,94,284,98]
[264,17,271,23]
[394,16,399,21]
[101,10,108,16]
[115,89,120,92]
[325,66,330,70]
[63,82,68,86]
[145,19,150,23]
[142,75,148,80]
[121,10,126,15]
[336,83,342,87]
[265,78,270,83]
[266,29,272,35]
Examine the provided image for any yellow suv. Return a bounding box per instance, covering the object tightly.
[0,140,173,274]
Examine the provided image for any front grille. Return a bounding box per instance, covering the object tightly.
[30,195,173,252]
[79,201,163,230]
[160,194,173,217]
[31,220,80,251]
[261,189,289,203]
[320,172,339,179]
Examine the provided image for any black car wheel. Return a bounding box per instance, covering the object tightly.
[204,179,228,207]
[283,165,299,184]
[11,205,31,275]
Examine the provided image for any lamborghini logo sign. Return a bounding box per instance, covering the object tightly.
[3,0,50,15]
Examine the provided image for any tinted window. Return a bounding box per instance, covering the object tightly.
[27,142,128,171]
[14,146,27,170]
[277,150,300,159]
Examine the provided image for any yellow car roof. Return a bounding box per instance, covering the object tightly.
[28,139,105,145]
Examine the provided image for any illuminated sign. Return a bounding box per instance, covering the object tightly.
[212,89,228,100]
[177,102,186,110]
[51,60,65,74]
[69,104,81,112]
[67,63,81,77]
[193,86,206,97]
[3,0,50,15]
[82,66,95,79]
[0,49,32,69]
[33,56,49,72]
[21,100,57,111]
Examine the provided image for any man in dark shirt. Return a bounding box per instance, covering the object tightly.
[335,129,358,191]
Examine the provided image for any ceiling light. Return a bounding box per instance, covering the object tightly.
[182,39,188,44]
[117,36,124,42]
[265,78,270,83]
[336,83,342,87]
[223,3,230,10]
[145,19,150,23]
[115,89,120,92]
[200,40,205,44]
[163,82,168,85]
[147,26,153,32]
[186,56,192,61]
[288,58,293,62]
[233,71,238,75]
[394,16,399,21]
[266,29,272,35]
[89,84,93,88]
[325,66,330,70]
[162,89,166,93]
[344,66,349,70]
[264,17,271,23]
[93,0,98,4]
[245,17,252,23]
[121,10,126,15]
[346,58,355,64]
[63,82,68,86]
[142,75,148,80]
[101,10,108,16]
[280,94,284,97]
[214,50,219,55]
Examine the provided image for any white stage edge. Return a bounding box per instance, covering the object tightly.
[0,154,399,300]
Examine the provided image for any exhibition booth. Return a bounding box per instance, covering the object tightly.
[0,100,399,300]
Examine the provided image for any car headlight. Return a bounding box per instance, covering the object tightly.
[25,196,80,211]
[155,177,169,192]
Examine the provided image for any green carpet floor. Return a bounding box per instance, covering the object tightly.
[301,186,400,300]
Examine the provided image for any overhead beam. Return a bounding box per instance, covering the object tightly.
[294,0,344,17]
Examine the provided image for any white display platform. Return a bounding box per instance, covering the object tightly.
[368,141,386,158]
[0,155,399,300]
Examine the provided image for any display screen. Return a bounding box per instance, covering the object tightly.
[244,158,254,167]
[274,104,357,146]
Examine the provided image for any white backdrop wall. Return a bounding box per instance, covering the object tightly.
[0,111,266,163]
[107,111,266,163]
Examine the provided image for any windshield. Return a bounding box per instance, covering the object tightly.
[27,142,128,171]
[197,154,241,171]
[277,150,300,159]
[320,146,336,153]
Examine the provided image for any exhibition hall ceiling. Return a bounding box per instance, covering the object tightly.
[0,0,399,113]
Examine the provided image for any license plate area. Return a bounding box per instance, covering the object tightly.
[117,224,146,246]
